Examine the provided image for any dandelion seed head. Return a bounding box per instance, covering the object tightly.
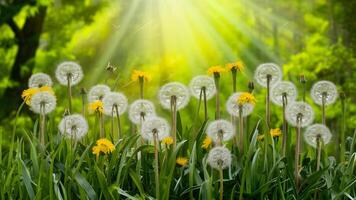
[55,61,83,86]
[311,80,338,106]
[207,146,232,170]
[304,124,332,148]
[254,63,282,87]
[189,75,216,100]
[102,92,128,117]
[28,73,53,88]
[226,92,255,117]
[271,81,298,106]
[158,82,190,110]
[30,91,57,114]
[59,114,88,141]
[88,84,111,102]
[141,117,170,141]
[206,119,235,143]
[286,102,314,127]
[129,99,156,124]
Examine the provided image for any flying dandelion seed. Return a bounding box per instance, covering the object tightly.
[304,124,332,148]
[28,73,53,88]
[158,82,190,110]
[311,80,338,106]
[59,114,88,141]
[55,61,83,86]
[129,99,156,124]
[286,101,314,127]
[102,92,128,116]
[207,146,232,170]
[254,63,282,87]
[271,81,298,106]
[206,119,235,143]
[226,92,255,117]
[30,91,57,114]
[88,84,111,103]
[141,117,170,141]
[189,75,216,100]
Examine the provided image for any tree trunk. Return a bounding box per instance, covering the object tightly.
[0,6,47,117]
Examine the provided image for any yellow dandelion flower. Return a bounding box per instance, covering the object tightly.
[21,86,54,105]
[207,66,225,75]
[201,136,212,149]
[89,100,103,114]
[237,92,256,106]
[270,128,282,137]
[131,70,152,82]
[162,136,173,146]
[257,134,265,141]
[226,61,244,71]
[176,157,189,166]
[92,138,115,156]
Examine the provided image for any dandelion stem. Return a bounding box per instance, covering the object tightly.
[239,105,244,155]
[214,73,221,120]
[139,77,144,99]
[203,87,208,121]
[81,88,86,117]
[316,135,321,171]
[67,74,72,113]
[219,165,224,200]
[282,94,288,157]
[232,69,237,93]
[266,74,271,128]
[99,112,104,138]
[340,92,346,162]
[294,115,302,188]
[111,107,114,139]
[153,130,160,200]
[171,96,177,148]
[321,93,326,125]
[40,103,46,147]
[115,105,122,139]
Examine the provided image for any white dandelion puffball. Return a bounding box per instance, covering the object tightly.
[226,92,255,117]
[55,61,83,86]
[311,80,338,106]
[129,99,156,124]
[141,117,170,141]
[271,81,298,106]
[30,91,57,114]
[59,114,88,141]
[189,75,216,100]
[304,124,332,148]
[208,146,232,170]
[158,82,190,110]
[286,102,314,127]
[102,92,128,117]
[206,119,235,142]
[88,84,111,102]
[254,63,282,87]
[28,73,53,88]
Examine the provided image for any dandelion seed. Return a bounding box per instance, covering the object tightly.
[226,92,255,117]
[207,146,232,170]
[201,136,212,149]
[55,61,83,86]
[158,82,190,110]
[88,100,103,114]
[271,81,298,106]
[304,124,332,148]
[129,99,156,124]
[311,80,338,106]
[189,75,216,100]
[176,157,189,166]
[141,117,170,141]
[254,63,282,87]
[92,138,115,156]
[102,92,128,116]
[59,114,88,141]
[286,102,314,127]
[162,136,174,146]
[131,70,152,82]
[28,73,53,88]
[30,91,57,114]
[206,119,235,143]
[88,84,111,103]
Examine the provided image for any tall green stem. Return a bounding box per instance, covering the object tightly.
[295,114,302,188]
[171,96,177,148]
[219,165,224,200]
[99,112,104,138]
[153,131,160,200]
[115,105,122,139]
[139,77,144,99]
[214,73,220,119]
[203,87,208,121]
[266,74,271,128]
[316,136,321,171]
[340,92,346,162]
[67,74,72,113]
[282,94,288,157]
[232,69,237,93]
[40,103,46,147]
[239,105,244,155]
[321,93,326,125]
